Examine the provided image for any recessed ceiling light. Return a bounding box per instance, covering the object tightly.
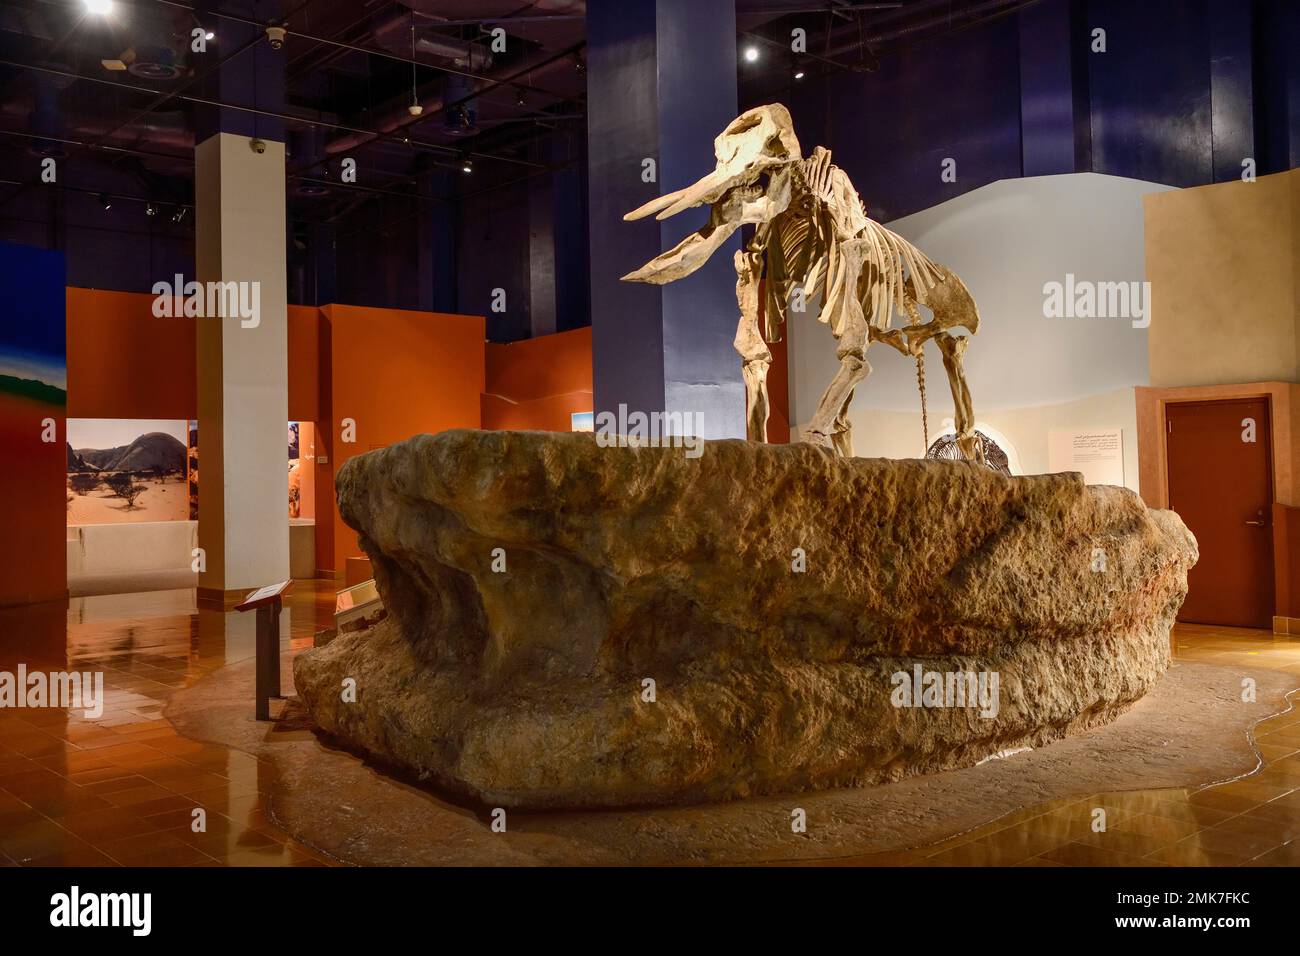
[83,0,112,14]
[743,46,759,63]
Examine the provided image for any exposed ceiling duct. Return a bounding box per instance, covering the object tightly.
[818,0,1036,61]
[324,21,585,160]
[372,13,494,73]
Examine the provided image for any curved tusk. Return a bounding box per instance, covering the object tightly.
[624,188,687,221]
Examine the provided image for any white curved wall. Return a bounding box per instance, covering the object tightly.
[787,172,1174,489]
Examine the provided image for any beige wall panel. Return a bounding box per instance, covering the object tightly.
[1144,169,1299,388]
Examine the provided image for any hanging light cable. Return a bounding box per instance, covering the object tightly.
[407,12,423,116]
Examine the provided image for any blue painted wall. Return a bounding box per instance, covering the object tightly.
[1087,0,1213,187]
[784,0,1299,222]
[789,12,1023,223]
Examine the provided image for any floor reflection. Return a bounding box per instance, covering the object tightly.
[0,583,335,866]
[1,584,1298,866]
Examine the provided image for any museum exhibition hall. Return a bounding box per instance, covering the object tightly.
[1,0,1300,904]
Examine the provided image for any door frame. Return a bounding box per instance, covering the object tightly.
[1164,396,1275,628]
[1136,381,1300,632]
[1136,381,1299,510]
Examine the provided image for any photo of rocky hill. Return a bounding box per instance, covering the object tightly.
[65,419,189,524]
[71,431,186,474]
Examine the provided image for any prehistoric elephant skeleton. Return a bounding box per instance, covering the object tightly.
[621,103,983,462]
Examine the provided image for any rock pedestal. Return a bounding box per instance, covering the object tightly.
[293,430,1197,808]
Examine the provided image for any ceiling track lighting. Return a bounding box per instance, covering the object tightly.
[145,202,157,217]
[98,192,112,210]
[460,154,473,174]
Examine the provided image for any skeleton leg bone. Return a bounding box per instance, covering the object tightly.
[806,239,872,454]
[806,314,870,452]
[732,249,772,443]
[831,390,856,457]
[935,332,983,464]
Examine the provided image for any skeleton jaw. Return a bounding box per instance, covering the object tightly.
[621,168,794,284]
[621,220,741,284]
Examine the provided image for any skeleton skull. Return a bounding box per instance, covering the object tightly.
[621,104,802,284]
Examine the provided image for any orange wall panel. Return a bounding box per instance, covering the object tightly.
[481,391,594,432]
[320,304,485,573]
[482,326,593,433]
[66,288,197,420]
[485,326,592,404]
[287,305,321,422]
[0,394,64,607]
[66,290,321,423]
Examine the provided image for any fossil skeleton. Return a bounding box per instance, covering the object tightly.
[621,103,983,462]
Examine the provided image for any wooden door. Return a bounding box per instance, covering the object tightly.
[1166,398,1274,627]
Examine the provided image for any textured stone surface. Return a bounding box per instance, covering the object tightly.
[293,430,1197,809]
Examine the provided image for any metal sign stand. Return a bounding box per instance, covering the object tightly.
[234,581,293,721]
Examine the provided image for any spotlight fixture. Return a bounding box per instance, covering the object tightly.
[794,69,805,80]
[573,53,586,74]
[461,156,473,174]
[83,0,112,14]
[145,203,157,217]
[743,46,759,63]
[172,207,187,223]
[205,30,215,41]
[98,192,112,210]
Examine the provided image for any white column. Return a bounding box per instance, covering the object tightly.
[195,132,289,605]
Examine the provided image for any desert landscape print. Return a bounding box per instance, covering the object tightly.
[0,346,67,464]
[66,418,188,524]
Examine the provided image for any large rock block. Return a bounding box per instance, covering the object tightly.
[293,430,1197,808]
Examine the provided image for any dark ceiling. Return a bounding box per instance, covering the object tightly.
[0,0,1034,225]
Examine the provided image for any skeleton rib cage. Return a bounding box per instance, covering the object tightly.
[756,154,945,343]
[621,103,985,465]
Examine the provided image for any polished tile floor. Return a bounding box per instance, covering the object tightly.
[0,586,337,866]
[0,584,1297,867]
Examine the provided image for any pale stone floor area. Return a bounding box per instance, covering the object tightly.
[0,582,1298,867]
